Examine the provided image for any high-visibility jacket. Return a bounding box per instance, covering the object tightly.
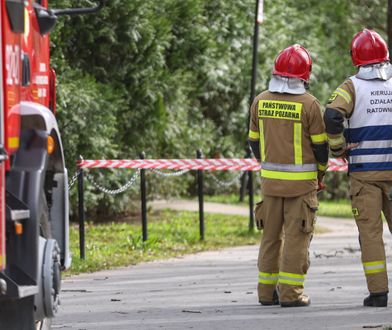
[248,91,327,197]
[326,76,392,181]
[348,76,392,171]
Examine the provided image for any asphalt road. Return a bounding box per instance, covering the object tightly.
[52,201,392,330]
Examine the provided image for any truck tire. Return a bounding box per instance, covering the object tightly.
[35,188,60,329]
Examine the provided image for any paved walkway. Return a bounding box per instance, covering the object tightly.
[53,200,392,330]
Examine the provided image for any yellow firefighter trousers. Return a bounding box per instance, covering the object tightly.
[350,177,392,294]
[256,191,318,303]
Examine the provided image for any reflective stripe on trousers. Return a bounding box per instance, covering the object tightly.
[363,260,386,275]
[278,271,305,286]
[258,272,279,285]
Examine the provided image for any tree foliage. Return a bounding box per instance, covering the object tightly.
[49,0,388,216]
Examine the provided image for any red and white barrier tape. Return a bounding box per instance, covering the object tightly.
[78,158,348,172]
[327,158,348,172]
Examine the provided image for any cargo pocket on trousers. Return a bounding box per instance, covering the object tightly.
[255,200,265,230]
[301,195,318,233]
[350,183,365,221]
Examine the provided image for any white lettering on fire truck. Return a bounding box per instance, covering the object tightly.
[5,45,20,85]
[39,63,46,72]
[38,88,47,97]
[34,75,49,85]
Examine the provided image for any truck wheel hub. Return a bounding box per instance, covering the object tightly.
[43,239,61,318]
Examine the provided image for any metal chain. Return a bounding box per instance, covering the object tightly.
[151,168,190,177]
[208,171,245,187]
[85,169,141,195]
[68,170,81,190]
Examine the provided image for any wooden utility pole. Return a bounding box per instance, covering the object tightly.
[388,0,392,54]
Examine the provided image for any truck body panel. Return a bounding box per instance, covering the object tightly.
[0,2,4,272]
[0,1,104,327]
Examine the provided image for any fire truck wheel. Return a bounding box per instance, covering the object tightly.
[43,239,61,318]
[35,189,60,328]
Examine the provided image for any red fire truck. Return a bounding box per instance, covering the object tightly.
[0,1,104,329]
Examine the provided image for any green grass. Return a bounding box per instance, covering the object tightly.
[204,193,248,205]
[318,199,353,218]
[205,194,353,219]
[66,209,260,276]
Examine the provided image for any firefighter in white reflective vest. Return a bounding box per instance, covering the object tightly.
[324,29,392,307]
[248,45,329,307]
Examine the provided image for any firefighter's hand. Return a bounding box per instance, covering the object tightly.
[317,167,326,192]
[317,170,326,182]
[317,180,326,192]
[345,143,359,151]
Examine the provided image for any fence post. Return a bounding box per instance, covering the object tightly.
[197,149,205,241]
[247,146,255,231]
[77,164,85,260]
[239,147,248,202]
[140,152,148,241]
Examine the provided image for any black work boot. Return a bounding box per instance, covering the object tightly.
[259,289,279,306]
[281,294,311,307]
[363,292,388,307]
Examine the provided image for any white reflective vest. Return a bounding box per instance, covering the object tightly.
[347,76,392,172]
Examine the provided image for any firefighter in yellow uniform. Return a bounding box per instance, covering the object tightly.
[324,29,392,307]
[248,45,329,307]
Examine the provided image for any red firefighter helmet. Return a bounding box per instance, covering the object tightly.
[273,44,312,82]
[350,29,389,66]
